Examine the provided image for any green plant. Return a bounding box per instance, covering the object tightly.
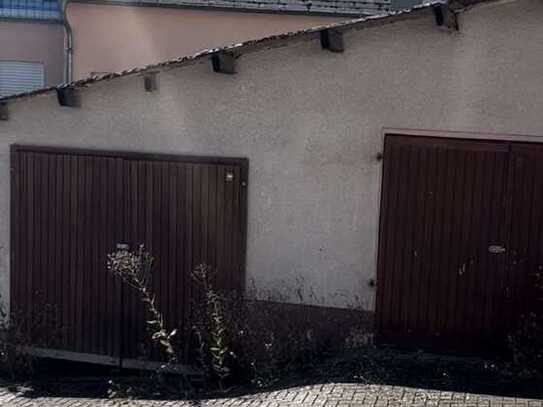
[107,245,178,364]
[508,312,543,379]
[205,279,371,388]
[191,264,232,390]
[0,294,60,378]
[109,249,373,392]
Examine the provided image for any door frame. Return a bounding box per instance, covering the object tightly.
[11,144,250,167]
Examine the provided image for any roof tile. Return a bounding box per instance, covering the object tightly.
[109,0,390,15]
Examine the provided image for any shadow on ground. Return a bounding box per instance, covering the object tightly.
[2,346,542,402]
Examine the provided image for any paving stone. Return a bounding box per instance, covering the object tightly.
[0,383,542,406]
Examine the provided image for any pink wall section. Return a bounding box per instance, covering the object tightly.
[66,2,344,80]
[0,20,65,86]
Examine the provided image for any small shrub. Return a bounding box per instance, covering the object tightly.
[191,264,233,390]
[108,247,373,391]
[506,270,543,380]
[508,312,543,379]
[107,245,178,366]
[0,294,60,379]
[191,270,372,389]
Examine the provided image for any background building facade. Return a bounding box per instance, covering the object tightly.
[0,0,65,96]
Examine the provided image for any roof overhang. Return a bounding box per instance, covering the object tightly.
[0,0,493,104]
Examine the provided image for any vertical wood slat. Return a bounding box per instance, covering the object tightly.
[427,148,448,344]
[454,151,475,341]
[481,154,501,338]
[232,166,242,291]
[184,164,193,352]
[405,148,426,336]
[387,145,407,332]
[398,145,417,334]
[444,149,463,338]
[10,148,21,329]
[508,144,543,330]
[376,135,511,351]
[417,147,437,335]
[375,140,398,332]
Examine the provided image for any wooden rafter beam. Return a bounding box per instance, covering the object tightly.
[144,73,158,92]
[320,29,344,53]
[0,103,8,121]
[212,53,236,74]
[56,87,81,107]
[143,72,159,92]
[433,4,459,30]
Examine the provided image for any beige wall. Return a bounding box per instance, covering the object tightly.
[2,0,542,312]
[66,2,343,79]
[0,20,65,86]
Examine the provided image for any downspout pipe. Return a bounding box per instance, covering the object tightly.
[61,0,73,83]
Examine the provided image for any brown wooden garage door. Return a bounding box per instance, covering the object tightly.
[10,145,248,366]
[376,134,543,351]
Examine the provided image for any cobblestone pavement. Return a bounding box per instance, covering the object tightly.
[1,383,542,407]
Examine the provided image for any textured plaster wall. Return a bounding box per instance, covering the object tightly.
[0,20,65,86]
[2,0,543,312]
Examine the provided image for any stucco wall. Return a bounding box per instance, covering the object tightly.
[0,20,65,86]
[2,0,543,313]
[66,2,343,80]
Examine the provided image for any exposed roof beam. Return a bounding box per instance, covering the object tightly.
[320,29,344,53]
[212,53,237,74]
[57,87,81,107]
[433,4,459,30]
[0,103,8,121]
[143,72,159,92]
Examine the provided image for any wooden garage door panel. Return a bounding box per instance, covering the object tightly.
[506,144,543,330]
[120,160,246,361]
[11,151,123,357]
[376,135,510,350]
[11,146,248,364]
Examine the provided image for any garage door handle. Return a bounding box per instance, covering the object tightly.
[488,245,506,254]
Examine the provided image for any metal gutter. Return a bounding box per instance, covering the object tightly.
[60,0,74,83]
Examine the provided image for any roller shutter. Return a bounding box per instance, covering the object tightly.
[0,61,44,97]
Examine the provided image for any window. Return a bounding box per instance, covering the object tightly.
[0,0,61,20]
[0,61,45,97]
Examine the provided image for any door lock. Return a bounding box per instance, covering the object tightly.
[488,245,506,254]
